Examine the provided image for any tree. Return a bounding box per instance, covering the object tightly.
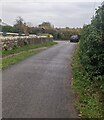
[2,26,14,32]
[38,22,54,29]
[14,16,29,35]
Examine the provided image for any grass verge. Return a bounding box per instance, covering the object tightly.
[72,44,103,118]
[2,42,57,69]
[2,42,57,57]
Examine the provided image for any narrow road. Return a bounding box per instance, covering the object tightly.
[2,41,78,118]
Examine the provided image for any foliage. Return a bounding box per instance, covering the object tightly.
[14,16,29,35]
[79,5,104,90]
[72,4,104,118]
[37,33,53,37]
[1,26,16,33]
[1,18,81,40]
[38,22,54,29]
[72,46,103,118]
[92,6,104,37]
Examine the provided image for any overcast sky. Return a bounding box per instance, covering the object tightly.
[0,0,103,28]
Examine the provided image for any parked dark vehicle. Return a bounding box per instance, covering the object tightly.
[70,35,80,42]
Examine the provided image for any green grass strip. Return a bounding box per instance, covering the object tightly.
[2,42,57,57]
[2,42,57,69]
[2,50,38,69]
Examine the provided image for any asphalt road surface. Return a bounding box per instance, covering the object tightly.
[2,41,78,118]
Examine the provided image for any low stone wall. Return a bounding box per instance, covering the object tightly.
[0,36,53,50]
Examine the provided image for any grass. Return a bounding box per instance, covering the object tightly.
[2,42,57,69]
[2,42,57,57]
[2,50,39,69]
[72,44,103,118]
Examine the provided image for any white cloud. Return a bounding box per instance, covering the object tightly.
[1,0,102,27]
[1,0,104,2]
[0,0,2,18]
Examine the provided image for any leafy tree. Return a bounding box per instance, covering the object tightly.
[2,26,14,32]
[38,22,54,29]
[14,16,29,35]
[1,18,81,39]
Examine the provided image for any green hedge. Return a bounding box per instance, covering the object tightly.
[79,5,104,92]
[73,5,104,118]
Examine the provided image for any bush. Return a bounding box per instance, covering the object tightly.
[73,4,104,118]
[79,5,104,91]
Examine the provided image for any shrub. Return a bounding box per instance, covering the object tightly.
[77,5,104,118]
